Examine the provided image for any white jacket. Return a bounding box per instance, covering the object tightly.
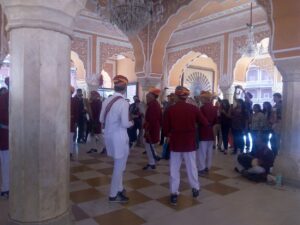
[100,93,133,159]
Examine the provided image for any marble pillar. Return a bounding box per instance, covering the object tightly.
[1,1,87,224]
[273,58,300,187]
[137,76,162,102]
[221,85,235,103]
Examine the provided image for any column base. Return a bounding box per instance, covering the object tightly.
[9,211,73,225]
[273,151,300,188]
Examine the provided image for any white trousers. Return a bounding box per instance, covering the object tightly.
[110,153,129,197]
[236,163,266,174]
[88,133,103,150]
[197,141,214,171]
[170,151,199,195]
[145,142,157,165]
[0,150,9,192]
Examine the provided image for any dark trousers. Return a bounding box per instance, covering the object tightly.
[221,125,230,150]
[160,128,165,145]
[250,131,259,154]
[77,118,85,142]
[232,129,245,153]
[270,131,280,157]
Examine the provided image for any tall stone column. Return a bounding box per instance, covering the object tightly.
[137,76,162,102]
[1,1,87,224]
[274,58,300,187]
[220,85,235,103]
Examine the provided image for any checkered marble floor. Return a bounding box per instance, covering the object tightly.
[70,144,254,225]
[2,143,300,225]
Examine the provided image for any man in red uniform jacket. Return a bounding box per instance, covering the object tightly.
[197,91,218,176]
[163,86,209,205]
[143,87,162,170]
[0,77,9,198]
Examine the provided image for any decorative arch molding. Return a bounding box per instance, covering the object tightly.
[129,36,144,73]
[228,25,271,77]
[150,0,218,75]
[99,43,132,72]
[167,41,222,78]
[71,33,92,76]
[102,62,114,78]
[95,37,132,74]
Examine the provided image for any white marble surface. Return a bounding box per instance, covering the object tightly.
[3,0,87,224]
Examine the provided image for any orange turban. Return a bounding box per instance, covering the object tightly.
[200,91,212,99]
[113,75,128,87]
[148,87,161,96]
[175,86,190,99]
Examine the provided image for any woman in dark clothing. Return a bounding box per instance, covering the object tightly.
[220,99,231,155]
[231,99,247,154]
[262,101,273,146]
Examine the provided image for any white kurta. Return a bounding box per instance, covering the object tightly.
[100,93,133,159]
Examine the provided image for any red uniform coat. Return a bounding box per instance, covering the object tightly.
[163,101,209,152]
[0,92,9,150]
[90,99,102,134]
[144,100,162,144]
[199,103,218,141]
[70,97,79,132]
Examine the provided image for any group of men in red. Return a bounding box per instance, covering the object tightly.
[141,85,218,205]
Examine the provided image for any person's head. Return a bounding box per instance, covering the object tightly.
[76,89,83,99]
[273,93,282,104]
[113,75,128,93]
[175,86,190,101]
[146,87,160,104]
[253,104,262,113]
[168,93,176,104]
[90,90,100,101]
[0,87,8,95]
[133,95,139,103]
[221,99,230,112]
[263,101,272,113]
[199,91,212,104]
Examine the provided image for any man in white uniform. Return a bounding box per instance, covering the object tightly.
[100,75,133,203]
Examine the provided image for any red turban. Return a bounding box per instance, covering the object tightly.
[148,87,161,96]
[175,86,190,99]
[113,75,128,87]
